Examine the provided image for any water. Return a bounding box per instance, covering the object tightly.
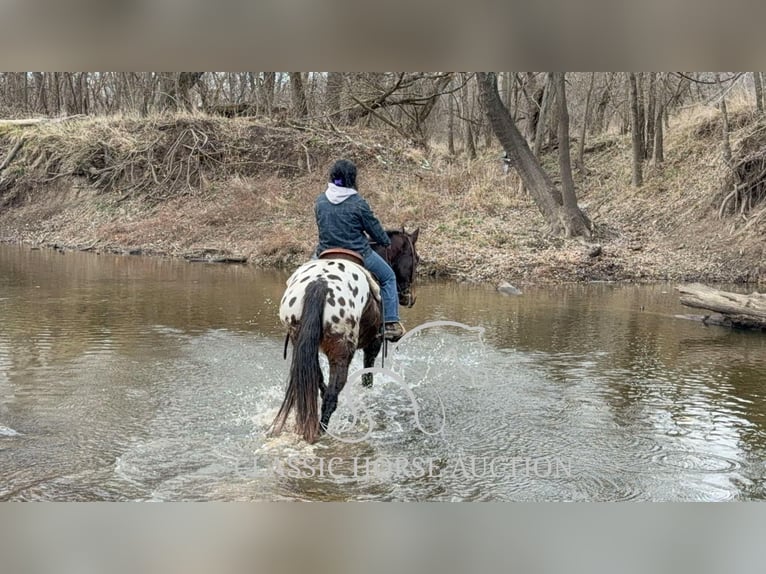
[1,243,765,500]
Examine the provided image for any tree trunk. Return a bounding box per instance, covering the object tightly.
[652,74,665,165]
[411,72,453,145]
[524,72,542,143]
[716,73,732,164]
[533,73,553,157]
[753,72,764,113]
[158,72,178,111]
[554,73,592,236]
[636,73,646,159]
[576,72,595,174]
[502,72,512,108]
[140,72,153,116]
[628,73,643,187]
[289,72,308,119]
[53,72,61,115]
[510,73,520,122]
[477,72,591,238]
[177,72,204,111]
[447,91,456,157]
[645,72,657,160]
[326,72,344,121]
[259,73,276,116]
[461,73,476,159]
[593,77,612,135]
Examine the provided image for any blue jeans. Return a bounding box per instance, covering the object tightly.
[363,250,399,323]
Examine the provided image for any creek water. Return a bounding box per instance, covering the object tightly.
[1,243,765,500]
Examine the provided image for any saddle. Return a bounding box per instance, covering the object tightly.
[318,248,364,266]
[318,248,381,302]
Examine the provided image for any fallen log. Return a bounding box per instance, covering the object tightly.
[676,283,766,330]
[0,115,86,128]
[0,119,49,127]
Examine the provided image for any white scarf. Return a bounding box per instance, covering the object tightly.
[325,182,358,204]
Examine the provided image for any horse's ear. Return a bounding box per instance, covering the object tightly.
[410,227,419,244]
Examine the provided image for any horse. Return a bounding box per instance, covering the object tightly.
[270,228,420,443]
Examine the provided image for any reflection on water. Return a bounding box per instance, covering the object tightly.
[1,243,765,500]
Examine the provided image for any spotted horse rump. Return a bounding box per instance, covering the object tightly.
[280,259,379,346]
[272,257,384,443]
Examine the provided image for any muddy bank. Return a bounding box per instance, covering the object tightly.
[1,114,764,285]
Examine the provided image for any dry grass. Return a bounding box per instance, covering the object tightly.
[2,114,415,204]
[1,110,765,284]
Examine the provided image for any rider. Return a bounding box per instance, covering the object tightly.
[314,159,405,341]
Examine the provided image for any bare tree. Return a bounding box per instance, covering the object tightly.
[447,90,456,157]
[289,72,308,119]
[576,72,595,174]
[628,73,643,187]
[178,73,204,111]
[553,73,583,217]
[652,73,665,165]
[461,73,476,159]
[523,72,542,143]
[340,72,455,145]
[554,73,592,237]
[592,74,613,134]
[753,72,764,113]
[645,72,657,160]
[716,73,732,164]
[533,73,553,157]
[326,72,344,122]
[258,73,276,115]
[477,72,591,238]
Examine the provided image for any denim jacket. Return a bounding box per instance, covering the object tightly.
[315,190,391,256]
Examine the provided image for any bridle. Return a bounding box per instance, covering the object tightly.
[382,234,417,307]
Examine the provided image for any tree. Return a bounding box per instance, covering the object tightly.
[645,72,657,160]
[461,73,476,159]
[652,73,665,165]
[553,74,580,215]
[576,72,595,174]
[177,73,204,111]
[259,73,276,115]
[476,72,591,238]
[342,72,455,146]
[628,72,643,187]
[533,73,553,157]
[716,73,732,164]
[289,72,308,119]
[592,74,614,134]
[326,72,344,122]
[447,90,456,157]
[753,72,763,113]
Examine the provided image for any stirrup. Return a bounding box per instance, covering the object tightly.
[384,321,405,341]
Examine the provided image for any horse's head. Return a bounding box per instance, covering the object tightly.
[373,227,420,307]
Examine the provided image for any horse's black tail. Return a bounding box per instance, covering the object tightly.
[271,279,328,443]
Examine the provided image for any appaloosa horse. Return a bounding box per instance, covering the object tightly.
[270,228,420,443]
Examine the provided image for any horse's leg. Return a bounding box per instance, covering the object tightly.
[361,337,383,388]
[320,351,353,433]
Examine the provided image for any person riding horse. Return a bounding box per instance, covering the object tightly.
[274,161,419,441]
[314,159,405,342]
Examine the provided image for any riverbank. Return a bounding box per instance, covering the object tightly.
[1,110,764,285]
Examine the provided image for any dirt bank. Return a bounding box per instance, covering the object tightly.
[1,111,764,285]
